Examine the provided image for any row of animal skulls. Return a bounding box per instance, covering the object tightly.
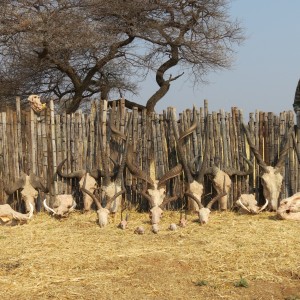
[1,118,299,227]
[1,190,300,229]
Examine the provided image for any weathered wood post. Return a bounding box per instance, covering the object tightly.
[50,100,57,203]
[293,79,300,128]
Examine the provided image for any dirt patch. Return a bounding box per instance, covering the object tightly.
[0,210,300,299]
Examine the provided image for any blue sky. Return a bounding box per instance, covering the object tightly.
[133,0,300,118]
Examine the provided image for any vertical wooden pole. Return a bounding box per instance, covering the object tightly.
[16,97,23,174]
[50,100,57,195]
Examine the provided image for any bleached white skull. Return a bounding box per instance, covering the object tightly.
[236,194,268,214]
[43,195,76,218]
[277,192,300,220]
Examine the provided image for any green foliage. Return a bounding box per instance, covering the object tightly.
[194,280,209,287]
[234,276,249,288]
[284,295,300,300]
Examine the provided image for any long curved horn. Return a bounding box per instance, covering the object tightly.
[29,173,49,192]
[171,115,194,184]
[223,153,254,176]
[185,191,204,209]
[236,199,250,213]
[159,195,179,209]
[109,122,126,141]
[204,166,220,176]
[43,199,56,215]
[188,154,200,176]
[104,189,126,209]
[275,126,294,170]
[126,144,155,188]
[140,189,155,207]
[4,173,26,195]
[69,200,77,212]
[115,114,132,182]
[13,202,34,220]
[57,159,86,179]
[243,123,269,172]
[187,120,209,180]
[89,166,118,179]
[258,198,269,212]
[159,178,182,210]
[206,191,227,210]
[178,121,197,141]
[89,169,104,179]
[81,187,102,209]
[157,164,183,189]
[81,172,101,210]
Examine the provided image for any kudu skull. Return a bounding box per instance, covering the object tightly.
[179,121,253,211]
[202,153,253,210]
[56,159,106,211]
[186,191,226,224]
[82,185,125,228]
[79,115,132,227]
[243,123,293,211]
[126,143,183,228]
[4,172,48,212]
[172,112,229,216]
[171,114,207,214]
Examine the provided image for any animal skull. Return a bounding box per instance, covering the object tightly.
[43,195,76,218]
[277,192,300,220]
[56,159,102,211]
[147,180,166,207]
[152,223,159,234]
[102,182,122,214]
[81,185,125,228]
[4,172,48,212]
[78,173,98,211]
[198,207,211,225]
[186,191,226,225]
[126,143,182,226]
[236,194,268,214]
[149,206,164,225]
[187,180,204,212]
[28,94,46,113]
[260,167,283,211]
[97,207,111,228]
[210,169,231,210]
[243,123,293,211]
[21,176,39,212]
[0,203,33,226]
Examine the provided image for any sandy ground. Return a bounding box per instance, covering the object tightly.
[0,210,300,300]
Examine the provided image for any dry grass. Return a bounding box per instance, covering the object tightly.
[0,210,300,300]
